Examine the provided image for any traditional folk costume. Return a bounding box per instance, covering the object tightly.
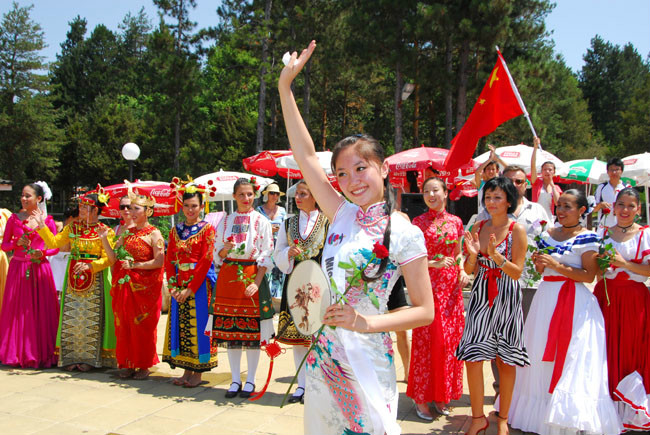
[305,201,426,435]
[408,209,465,405]
[212,209,275,347]
[0,213,59,368]
[594,227,650,431]
[508,231,622,435]
[163,221,219,372]
[257,204,287,299]
[0,208,12,313]
[112,223,164,371]
[38,217,117,368]
[274,209,329,398]
[455,221,529,367]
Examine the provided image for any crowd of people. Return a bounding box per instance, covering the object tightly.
[0,41,648,435]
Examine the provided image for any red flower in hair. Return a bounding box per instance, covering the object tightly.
[372,241,389,259]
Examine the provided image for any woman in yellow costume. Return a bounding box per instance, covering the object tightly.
[0,208,12,314]
[34,188,117,371]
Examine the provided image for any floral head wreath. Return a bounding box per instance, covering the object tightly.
[170,175,216,213]
[80,184,110,207]
[126,181,156,216]
[249,176,260,194]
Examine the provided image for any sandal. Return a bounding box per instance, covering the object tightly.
[77,363,93,372]
[133,369,150,380]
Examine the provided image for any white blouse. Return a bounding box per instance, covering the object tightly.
[274,209,321,274]
[213,210,274,270]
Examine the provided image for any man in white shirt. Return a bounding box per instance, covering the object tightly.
[593,158,628,229]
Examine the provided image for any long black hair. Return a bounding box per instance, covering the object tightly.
[332,134,393,283]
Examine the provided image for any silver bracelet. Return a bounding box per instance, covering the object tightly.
[495,256,507,268]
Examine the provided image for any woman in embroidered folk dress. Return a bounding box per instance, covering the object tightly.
[0,183,59,368]
[213,178,275,399]
[407,177,468,419]
[98,190,164,380]
[593,188,650,430]
[163,189,219,388]
[279,41,434,435]
[274,180,329,404]
[456,176,528,435]
[35,190,117,371]
[257,183,287,300]
[508,190,622,435]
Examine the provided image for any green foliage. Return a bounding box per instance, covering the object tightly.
[1,0,648,213]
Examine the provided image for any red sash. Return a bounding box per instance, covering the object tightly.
[479,263,502,307]
[541,275,575,393]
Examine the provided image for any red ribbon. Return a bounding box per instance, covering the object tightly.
[249,340,285,401]
[479,263,502,307]
[541,275,576,393]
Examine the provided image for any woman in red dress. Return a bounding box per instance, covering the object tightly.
[407,177,469,419]
[594,187,650,430]
[99,190,164,380]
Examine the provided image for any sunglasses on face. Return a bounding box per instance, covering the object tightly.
[512,179,527,185]
[268,192,280,196]
[119,204,130,210]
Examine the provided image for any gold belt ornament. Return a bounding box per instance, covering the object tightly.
[178,263,197,271]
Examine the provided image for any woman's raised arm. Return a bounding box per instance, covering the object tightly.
[278,41,344,221]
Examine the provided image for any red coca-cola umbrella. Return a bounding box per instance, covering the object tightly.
[85,180,181,218]
[243,150,299,179]
[385,146,478,192]
[243,150,340,191]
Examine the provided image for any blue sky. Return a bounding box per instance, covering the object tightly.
[17,0,650,73]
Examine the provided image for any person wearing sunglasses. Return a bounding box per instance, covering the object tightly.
[113,196,133,237]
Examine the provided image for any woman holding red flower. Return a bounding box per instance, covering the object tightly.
[594,187,650,430]
[213,178,275,399]
[273,180,329,403]
[0,183,59,368]
[280,42,434,435]
[407,177,468,419]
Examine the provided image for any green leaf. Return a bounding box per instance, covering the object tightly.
[338,261,355,269]
[368,291,380,308]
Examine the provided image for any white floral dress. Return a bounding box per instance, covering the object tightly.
[304,201,426,435]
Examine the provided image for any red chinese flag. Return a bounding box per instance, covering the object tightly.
[444,53,524,171]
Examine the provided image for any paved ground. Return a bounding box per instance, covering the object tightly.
[0,312,518,435]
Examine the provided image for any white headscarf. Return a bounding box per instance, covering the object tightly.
[34,181,52,216]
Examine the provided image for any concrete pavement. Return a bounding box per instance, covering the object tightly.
[0,313,517,435]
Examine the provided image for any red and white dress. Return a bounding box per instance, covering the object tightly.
[594,226,650,431]
[407,208,465,404]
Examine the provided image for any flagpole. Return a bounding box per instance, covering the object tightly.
[495,46,537,140]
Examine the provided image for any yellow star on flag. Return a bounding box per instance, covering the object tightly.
[479,98,486,105]
[489,67,499,88]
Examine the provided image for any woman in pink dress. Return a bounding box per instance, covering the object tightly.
[408,177,469,419]
[0,183,59,368]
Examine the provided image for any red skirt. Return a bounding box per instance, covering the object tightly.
[111,263,163,370]
[212,260,261,348]
[594,275,650,397]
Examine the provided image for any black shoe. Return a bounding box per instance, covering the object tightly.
[288,387,305,403]
[239,382,255,398]
[224,381,242,398]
